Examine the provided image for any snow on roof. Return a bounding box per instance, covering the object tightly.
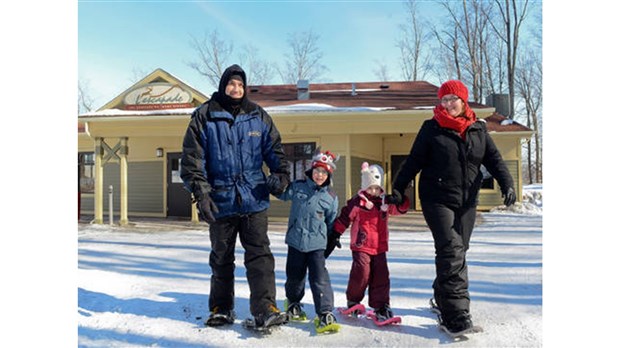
[79,107,197,118]
[264,103,395,113]
[78,104,396,118]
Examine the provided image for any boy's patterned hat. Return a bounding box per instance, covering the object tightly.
[311,148,338,173]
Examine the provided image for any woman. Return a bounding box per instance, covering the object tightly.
[387,80,516,336]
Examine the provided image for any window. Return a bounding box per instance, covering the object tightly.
[480,165,495,190]
[282,142,316,181]
[79,152,95,193]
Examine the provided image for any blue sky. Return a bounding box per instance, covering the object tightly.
[78,0,542,110]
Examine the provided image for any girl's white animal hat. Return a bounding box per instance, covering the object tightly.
[361,162,384,191]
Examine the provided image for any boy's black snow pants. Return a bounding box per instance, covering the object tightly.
[422,203,477,322]
[207,210,277,317]
[285,246,335,315]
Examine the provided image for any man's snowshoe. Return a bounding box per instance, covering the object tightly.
[285,299,308,322]
[314,312,340,334]
[242,304,288,334]
[205,307,235,327]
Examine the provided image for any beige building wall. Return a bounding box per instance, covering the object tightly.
[79,114,530,220]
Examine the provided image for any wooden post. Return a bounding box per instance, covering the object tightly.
[94,138,104,224]
[119,137,129,225]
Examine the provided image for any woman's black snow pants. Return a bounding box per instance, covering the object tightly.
[422,203,477,322]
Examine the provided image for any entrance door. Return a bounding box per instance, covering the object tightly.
[390,155,416,210]
[167,152,192,218]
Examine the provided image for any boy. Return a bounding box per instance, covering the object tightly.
[275,149,340,332]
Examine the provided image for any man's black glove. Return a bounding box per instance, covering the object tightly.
[266,172,290,196]
[384,189,404,205]
[197,193,219,223]
[503,187,516,207]
[324,231,342,258]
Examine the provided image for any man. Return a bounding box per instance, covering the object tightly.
[181,64,290,329]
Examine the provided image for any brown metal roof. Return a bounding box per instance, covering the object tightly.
[248,81,440,109]
[484,112,532,133]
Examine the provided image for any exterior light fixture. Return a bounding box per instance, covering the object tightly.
[156,148,164,158]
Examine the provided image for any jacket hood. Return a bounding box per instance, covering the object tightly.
[212,64,251,115]
[217,64,247,95]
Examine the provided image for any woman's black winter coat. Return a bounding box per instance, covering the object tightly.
[393,118,514,209]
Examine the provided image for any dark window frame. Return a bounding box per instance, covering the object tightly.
[282,142,316,181]
[79,152,95,194]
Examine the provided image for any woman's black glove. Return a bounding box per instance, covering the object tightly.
[324,231,342,258]
[384,190,403,205]
[503,187,516,207]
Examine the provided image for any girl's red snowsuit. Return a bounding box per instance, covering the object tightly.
[333,191,410,309]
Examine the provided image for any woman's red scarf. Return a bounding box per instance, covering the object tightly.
[433,104,476,139]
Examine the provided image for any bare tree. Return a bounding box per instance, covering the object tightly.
[397,0,431,81]
[238,44,275,86]
[482,36,505,96]
[130,67,150,84]
[78,79,94,114]
[485,0,530,118]
[430,23,461,83]
[278,30,327,84]
[373,59,391,81]
[516,51,542,184]
[437,0,494,103]
[187,29,233,90]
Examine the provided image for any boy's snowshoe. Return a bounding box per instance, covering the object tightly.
[314,312,340,334]
[205,307,235,327]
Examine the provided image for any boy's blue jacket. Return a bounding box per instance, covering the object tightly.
[277,175,339,252]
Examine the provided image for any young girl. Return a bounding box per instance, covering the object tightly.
[329,162,409,322]
[275,149,340,332]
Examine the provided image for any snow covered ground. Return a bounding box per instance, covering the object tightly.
[78,187,543,347]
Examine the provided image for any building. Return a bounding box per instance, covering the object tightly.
[78,68,533,224]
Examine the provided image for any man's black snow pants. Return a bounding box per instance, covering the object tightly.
[422,203,477,322]
[208,210,277,317]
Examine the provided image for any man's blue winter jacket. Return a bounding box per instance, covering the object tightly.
[180,96,288,219]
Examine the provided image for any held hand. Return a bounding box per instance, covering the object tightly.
[267,173,290,196]
[503,187,516,207]
[324,231,342,258]
[384,190,403,205]
[197,193,219,223]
